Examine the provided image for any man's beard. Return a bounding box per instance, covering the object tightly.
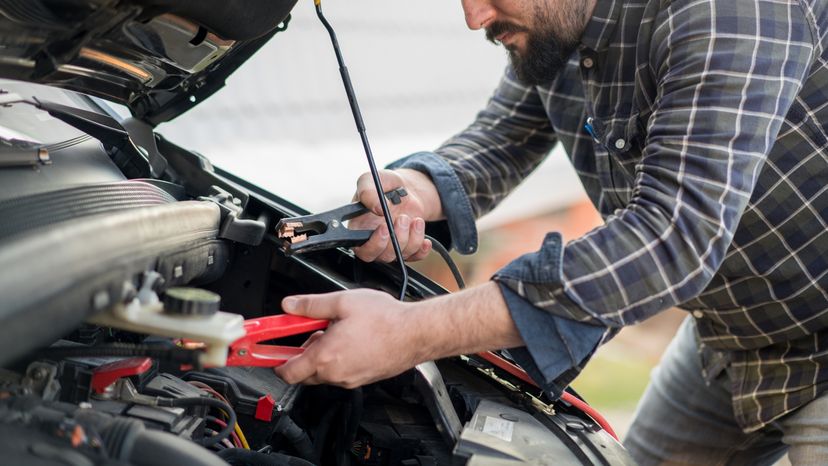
[485,9,580,86]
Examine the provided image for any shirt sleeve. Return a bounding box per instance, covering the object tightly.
[389,66,558,253]
[494,0,816,385]
[434,67,558,219]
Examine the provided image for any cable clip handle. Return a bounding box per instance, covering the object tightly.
[275,187,407,254]
[225,314,329,367]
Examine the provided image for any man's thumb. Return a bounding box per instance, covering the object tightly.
[282,294,340,320]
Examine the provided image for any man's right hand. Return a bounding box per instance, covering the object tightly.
[350,169,442,263]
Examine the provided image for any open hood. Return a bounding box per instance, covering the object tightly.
[0,0,297,125]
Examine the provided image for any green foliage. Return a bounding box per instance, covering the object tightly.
[571,352,654,410]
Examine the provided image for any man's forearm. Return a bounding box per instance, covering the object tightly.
[407,281,525,363]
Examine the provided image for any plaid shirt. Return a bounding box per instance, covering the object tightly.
[393,0,828,432]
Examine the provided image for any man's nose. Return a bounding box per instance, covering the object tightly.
[461,0,496,30]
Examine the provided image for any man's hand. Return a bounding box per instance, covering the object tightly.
[273,282,524,388]
[273,289,425,388]
[350,169,442,263]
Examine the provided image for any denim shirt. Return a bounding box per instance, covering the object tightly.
[391,0,828,433]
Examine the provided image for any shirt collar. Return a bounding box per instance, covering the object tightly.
[579,0,625,53]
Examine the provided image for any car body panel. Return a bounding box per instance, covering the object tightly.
[0,0,296,123]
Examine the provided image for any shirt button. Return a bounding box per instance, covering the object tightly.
[692,310,704,319]
[614,138,626,150]
[581,57,594,69]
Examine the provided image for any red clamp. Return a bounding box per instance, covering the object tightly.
[91,357,153,394]
[225,314,329,368]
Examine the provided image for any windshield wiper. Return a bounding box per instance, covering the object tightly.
[0,90,167,178]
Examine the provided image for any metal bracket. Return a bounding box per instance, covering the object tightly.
[199,185,267,245]
[414,362,463,445]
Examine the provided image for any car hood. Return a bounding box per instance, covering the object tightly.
[0,0,297,125]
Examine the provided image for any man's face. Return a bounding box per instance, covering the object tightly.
[461,0,594,85]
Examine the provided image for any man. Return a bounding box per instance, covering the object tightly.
[275,0,828,463]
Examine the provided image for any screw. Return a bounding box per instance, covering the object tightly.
[330,220,340,228]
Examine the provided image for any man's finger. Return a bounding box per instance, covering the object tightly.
[378,214,410,262]
[300,374,324,386]
[282,292,346,320]
[356,170,404,216]
[402,217,425,259]
[273,352,317,385]
[353,224,389,262]
[408,238,432,262]
[301,330,325,348]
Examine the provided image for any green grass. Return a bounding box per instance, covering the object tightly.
[570,352,655,410]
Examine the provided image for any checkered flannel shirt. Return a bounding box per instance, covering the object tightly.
[391,0,828,432]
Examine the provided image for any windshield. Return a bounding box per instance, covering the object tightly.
[0,80,102,146]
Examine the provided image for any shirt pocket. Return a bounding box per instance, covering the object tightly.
[594,113,644,202]
[602,112,644,172]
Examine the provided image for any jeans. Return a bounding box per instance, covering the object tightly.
[624,317,828,465]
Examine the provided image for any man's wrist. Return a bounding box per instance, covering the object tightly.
[395,168,444,221]
[402,299,442,364]
[386,152,478,255]
[402,282,523,364]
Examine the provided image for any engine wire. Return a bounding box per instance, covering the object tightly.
[187,381,250,449]
[209,416,243,449]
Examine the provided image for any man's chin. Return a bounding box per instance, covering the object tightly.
[510,60,561,86]
[504,44,521,57]
[507,39,574,86]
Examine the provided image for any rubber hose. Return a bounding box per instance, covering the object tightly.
[218,448,316,466]
[129,429,228,466]
[275,416,316,461]
[158,396,236,448]
[311,403,339,462]
[336,389,363,466]
[100,417,145,460]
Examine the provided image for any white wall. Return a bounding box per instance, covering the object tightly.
[159,0,586,229]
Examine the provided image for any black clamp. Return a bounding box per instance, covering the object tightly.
[275,188,407,255]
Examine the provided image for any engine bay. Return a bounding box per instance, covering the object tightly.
[0,79,632,465]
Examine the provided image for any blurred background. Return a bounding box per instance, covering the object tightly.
[159,0,684,438]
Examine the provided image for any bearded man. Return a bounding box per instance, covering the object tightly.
[275,0,828,463]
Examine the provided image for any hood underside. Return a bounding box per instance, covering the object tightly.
[0,0,297,125]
